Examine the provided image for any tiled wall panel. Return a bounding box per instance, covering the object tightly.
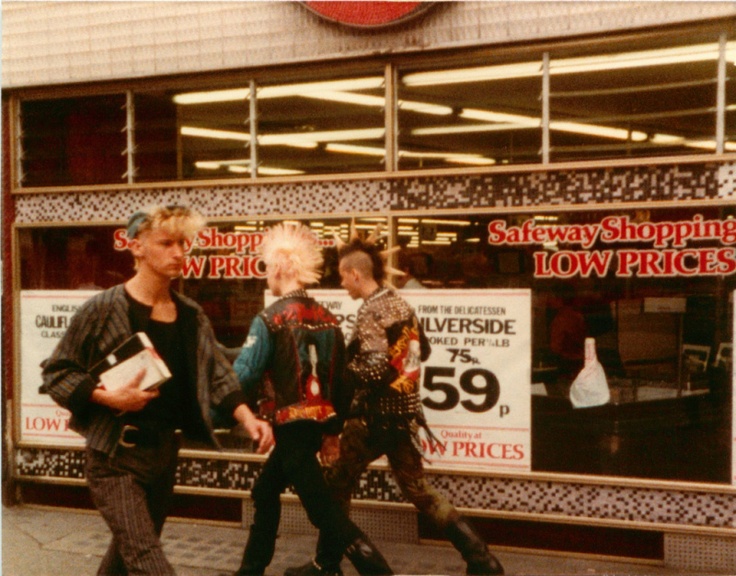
[12,162,736,225]
[3,1,735,88]
[14,447,736,532]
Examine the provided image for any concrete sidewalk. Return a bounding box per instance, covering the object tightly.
[1,505,712,576]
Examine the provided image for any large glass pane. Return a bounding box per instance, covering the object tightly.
[549,38,735,161]
[392,208,735,483]
[134,91,179,182]
[398,55,543,169]
[170,75,386,179]
[20,95,127,187]
[256,77,386,175]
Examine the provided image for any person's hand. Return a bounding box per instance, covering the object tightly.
[319,434,340,467]
[234,404,274,454]
[91,368,159,412]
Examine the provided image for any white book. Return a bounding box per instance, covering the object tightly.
[92,332,171,391]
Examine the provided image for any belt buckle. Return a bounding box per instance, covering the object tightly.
[119,424,139,448]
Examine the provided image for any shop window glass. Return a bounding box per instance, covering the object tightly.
[398,56,543,169]
[15,211,734,478]
[394,208,735,483]
[20,95,127,187]
[18,226,130,290]
[169,75,386,180]
[133,92,179,182]
[549,37,735,161]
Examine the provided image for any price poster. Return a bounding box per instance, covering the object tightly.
[274,289,532,473]
[19,290,98,446]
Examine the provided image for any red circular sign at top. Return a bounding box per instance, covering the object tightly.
[303,2,433,28]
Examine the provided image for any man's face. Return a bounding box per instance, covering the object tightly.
[133,228,187,279]
[339,262,360,300]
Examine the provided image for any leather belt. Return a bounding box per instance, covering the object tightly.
[118,424,170,448]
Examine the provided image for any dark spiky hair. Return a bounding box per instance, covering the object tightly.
[335,224,402,285]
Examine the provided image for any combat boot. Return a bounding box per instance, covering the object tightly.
[446,517,504,575]
[344,535,393,575]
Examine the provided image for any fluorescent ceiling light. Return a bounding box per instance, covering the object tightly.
[400,100,454,116]
[445,156,496,166]
[460,108,539,126]
[412,123,529,136]
[650,134,736,152]
[550,43,729,75]
[460,108,646,141]
[174,77,383,105]
[325,143,385,157]
[260,128,385,146]
[551,121,647,141]
[195,159,304,176]
[398,218,471,226]
[174,88,250,105]
[326,143,493,165]
[181,126,250,142]
[402,42,733,87]
[300,90,453,116]
[181,126,383,146]
[403,61,542,86]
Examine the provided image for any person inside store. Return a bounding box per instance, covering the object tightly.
[549,282,588,388]
[287,231,504,576]
[42,205,274,575]
[231,222,393,576]
[394,251,431,290]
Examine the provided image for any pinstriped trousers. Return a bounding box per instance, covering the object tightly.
[85,431,179,575]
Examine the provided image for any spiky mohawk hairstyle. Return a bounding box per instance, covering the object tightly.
[260,222,324,286]
[336,224,403,285]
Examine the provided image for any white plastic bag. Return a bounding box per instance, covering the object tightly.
[569,338,610,408]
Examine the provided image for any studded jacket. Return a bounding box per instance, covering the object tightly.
[346,287,431,425]
[234,290,347,433]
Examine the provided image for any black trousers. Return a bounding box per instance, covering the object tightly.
[85,430,179,575]
[241,420,362,571]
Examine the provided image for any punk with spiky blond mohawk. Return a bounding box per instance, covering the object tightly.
[335,223,403,285]
[260,222,324,286]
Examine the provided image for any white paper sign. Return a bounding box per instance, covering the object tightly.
[269,288,532,472]
[19,290,98,446]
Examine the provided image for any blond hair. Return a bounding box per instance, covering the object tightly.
[128,205,205,240]
[260,223,323,286]
[127,205,205,269]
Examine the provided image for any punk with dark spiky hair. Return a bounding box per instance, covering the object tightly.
[335,224,403,287]
[288,229,505,576]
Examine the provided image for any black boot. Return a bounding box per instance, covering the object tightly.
[446,518,504,575]
[283,559,344,576]
[344,536,393,575]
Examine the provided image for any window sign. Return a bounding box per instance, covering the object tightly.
[19,290,98,446]
[488,214,736,279]
[268,289,532,473]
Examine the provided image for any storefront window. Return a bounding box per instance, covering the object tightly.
[549,37,735,161]
[17,210,733,481]
[167,75,386,180]
[397,208,734,482]
[13,26,735,188]
[398,55,543,169]
[19,95,127,187]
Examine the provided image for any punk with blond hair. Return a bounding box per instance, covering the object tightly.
[232,222,392,576]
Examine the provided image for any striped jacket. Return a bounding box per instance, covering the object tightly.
[42,284,245,456]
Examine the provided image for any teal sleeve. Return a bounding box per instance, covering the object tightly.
[233,316,272,395]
